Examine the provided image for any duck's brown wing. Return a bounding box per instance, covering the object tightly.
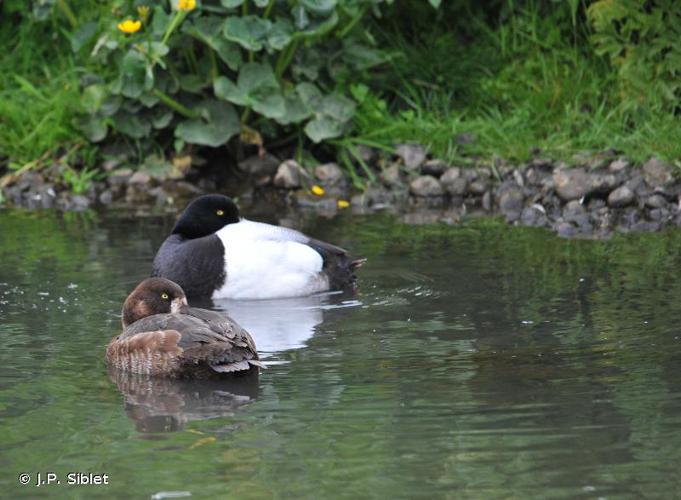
[107,311,261,377]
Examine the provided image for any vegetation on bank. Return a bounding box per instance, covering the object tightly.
[1,0,680,190]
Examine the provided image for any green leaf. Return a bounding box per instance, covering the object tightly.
[276,92,312,125]
[252,94,286,119]
[82,85,106,114]
[223,16,272,51]
[113,50,147,98]
[267,18,293,50]
[428,0,442,7]
[175,100,239,147]
[301,0,337,16]
[70,21,98,53]
[214,76,249,105]
[220,0,244,7]
[292,5,309,30]
[305,116,344,143]
[239,62,278,91]
[253,0,269,6]
[296,82,323,108]
[188,17,241,70]
[180,74,207,93]
[113,113,151,139]
[319,94,356,122]
[78,116,108,143]
[151,109,174,129]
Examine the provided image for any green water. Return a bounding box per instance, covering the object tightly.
[2,208,681,499]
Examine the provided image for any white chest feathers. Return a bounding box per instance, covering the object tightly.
[213,219,330,299]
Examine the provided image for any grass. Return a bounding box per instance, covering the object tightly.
[1,1,680,182]
[0,6,96,171]
[347,2,681,166]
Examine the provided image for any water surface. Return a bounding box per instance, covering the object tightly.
[1,207,681,498]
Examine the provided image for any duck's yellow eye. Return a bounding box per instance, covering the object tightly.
[161,293,169,300]
[216,209,225,216]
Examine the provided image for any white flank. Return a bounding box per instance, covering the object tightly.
[214,219,329,299]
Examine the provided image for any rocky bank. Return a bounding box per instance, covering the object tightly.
[2,144,681,238]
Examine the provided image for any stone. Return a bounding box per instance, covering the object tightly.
[468,179,489,196]
[395,143,427,170]
[273,160,303,189]
[421,159,449,177]
[642,157,673,187]
[444,177,468,197]
[553,168,590,201]
[589,173,618,194]
[645,194,668,209]
[108,169,133,186]
[608,185,635,207]
[440,167,461,184]
[238,154,280,176]
[380,164,403,188]
[409,175,444,197]
[496,183,525,221]
[357,145,377,164]
[314,163,345,186]
[520,205,548,227]
[608,157,630,173]
[556,221,579,238]
[129,171,151,185]
[482,191,493,211]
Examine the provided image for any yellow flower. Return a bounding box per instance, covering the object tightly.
[137,6,150,21]
[337,199,350,209]
[311,185,325,196]
[117,19,142,34]
[177,0,197,11]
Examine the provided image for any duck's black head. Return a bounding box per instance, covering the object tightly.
[122,278,188,328]
[172,194,240,239]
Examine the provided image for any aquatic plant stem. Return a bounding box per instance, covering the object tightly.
[162,11,188,46]
[152,89,198,119]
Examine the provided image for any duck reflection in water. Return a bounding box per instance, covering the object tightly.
[192,293,345,357]
[108,368,259,433]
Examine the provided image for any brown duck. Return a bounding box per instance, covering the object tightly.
[106,278,262,378]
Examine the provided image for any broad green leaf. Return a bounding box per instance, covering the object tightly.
[180,74,206,93]
[78,116,108,142]
[301,0,337,16]
[175,100,239,147]
[82,84,106,114]
[139,91,160,107]
[113,113,151,139]
[188,17,241,70]
[252,94,286,119]
[223,16,272,51]
[113,50,147,98]
[151,109,174,129]
[267,18,293,50]
[296,82,323,108]
[70,21,98,53]
[319,94,356,122]
[428,0,441,7]
[214,76,249,105]
[276,93,312,125]
[292,5,309,30]
[254,0,269,6]
[151,6,171,38]
[304,116,344,143]
[238,62,278,92]
[220,0,244,7]
[298,10,338,36]
[100,95,122,117]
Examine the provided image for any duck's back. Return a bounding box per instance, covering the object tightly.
[107,307,260,378]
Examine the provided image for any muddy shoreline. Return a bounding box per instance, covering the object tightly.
[2,145,680,238]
